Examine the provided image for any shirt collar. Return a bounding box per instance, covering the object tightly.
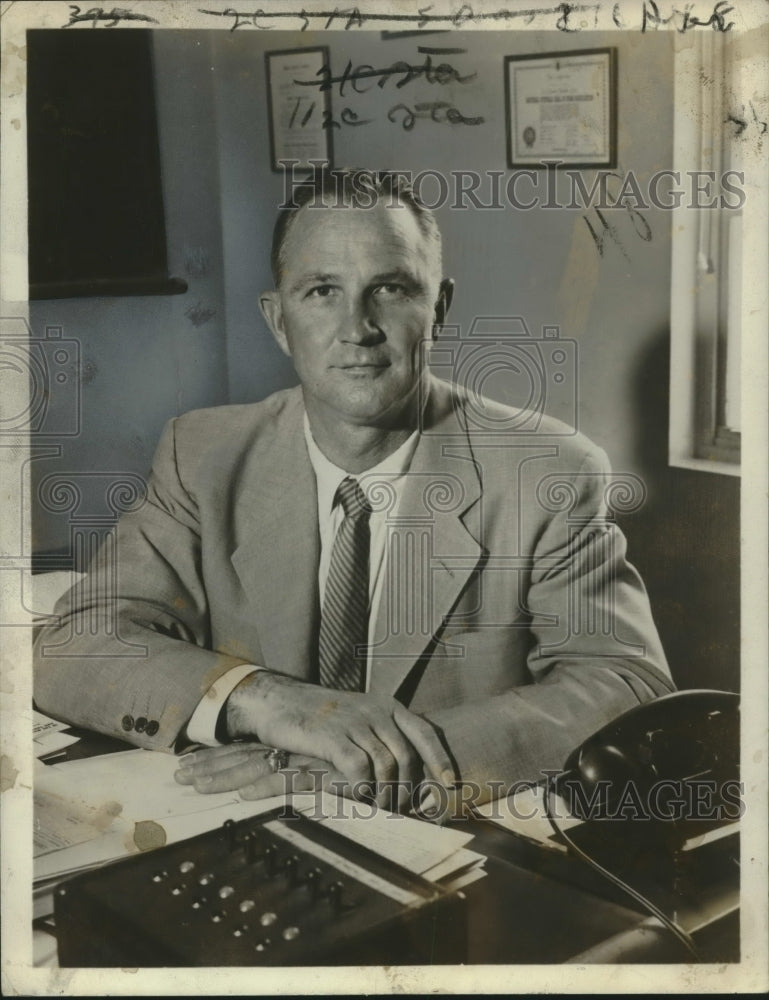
[303,414,419,516]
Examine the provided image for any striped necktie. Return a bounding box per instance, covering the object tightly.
[318,477,371,692]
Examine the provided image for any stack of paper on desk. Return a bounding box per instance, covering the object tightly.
[303,792,485,889]
[33,711,80,760]
[34,750,485,912]
[474,784,581,851]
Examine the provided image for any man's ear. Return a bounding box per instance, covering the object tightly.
[432,278,455,338]
[259,291,291,357]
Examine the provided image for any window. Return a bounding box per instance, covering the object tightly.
[669,32,742,476]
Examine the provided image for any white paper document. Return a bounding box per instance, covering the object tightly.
[33,711,80,759]
[475,784,583,850]
[34,751,486,894]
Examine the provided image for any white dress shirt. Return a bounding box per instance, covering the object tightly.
[186,416,419,745]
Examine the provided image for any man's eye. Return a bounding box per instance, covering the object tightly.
[307,285,338,299]
[373,283,406,297]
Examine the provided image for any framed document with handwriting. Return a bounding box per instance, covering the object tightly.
[505,48,617,168]
[266,47,333,172]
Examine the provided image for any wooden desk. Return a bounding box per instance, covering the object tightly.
[460,819,739,964]
[34,740,740,966]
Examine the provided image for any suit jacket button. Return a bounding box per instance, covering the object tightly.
[121,715,134,732]
[145,720,159,736]
[134,716,148,733]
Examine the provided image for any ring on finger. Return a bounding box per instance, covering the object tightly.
[263,747,290,773]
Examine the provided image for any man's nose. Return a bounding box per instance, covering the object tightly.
[340,296,384,344]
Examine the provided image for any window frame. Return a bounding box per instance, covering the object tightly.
[669,32,741,477]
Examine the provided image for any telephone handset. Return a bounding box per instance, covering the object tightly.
[554,689,740,820]
[547,690,740,961]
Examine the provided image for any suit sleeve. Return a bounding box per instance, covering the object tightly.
[33,418,251,751]
[424,444,675,799]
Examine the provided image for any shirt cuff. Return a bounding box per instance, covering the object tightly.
[186,664,263,746]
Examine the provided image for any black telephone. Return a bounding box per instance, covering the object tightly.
[555,689,740,824]
[547,689,741,961]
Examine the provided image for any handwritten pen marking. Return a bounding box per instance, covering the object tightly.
[640,0,734,32]
[725,102,768,138]
[64,4,159,27]
[293,56,477,96]
[387,101,485,130]
[197,4,603,34]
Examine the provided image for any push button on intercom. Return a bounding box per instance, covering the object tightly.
[54,809,467,966]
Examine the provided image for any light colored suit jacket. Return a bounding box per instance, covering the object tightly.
[34,378,673,787]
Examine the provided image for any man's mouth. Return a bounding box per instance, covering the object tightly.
[336,361,390,372]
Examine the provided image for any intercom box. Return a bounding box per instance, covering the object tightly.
[54,807,468,966]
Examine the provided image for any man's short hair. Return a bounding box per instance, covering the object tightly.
[271,167,443,287]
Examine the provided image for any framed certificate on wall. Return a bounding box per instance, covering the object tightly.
[504,48,617,168]
[266,46,333,172]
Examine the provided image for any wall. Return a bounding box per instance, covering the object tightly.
[29,28,739,692]
[29,31,228,556]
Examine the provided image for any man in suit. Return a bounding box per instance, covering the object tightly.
[33,169,674,813]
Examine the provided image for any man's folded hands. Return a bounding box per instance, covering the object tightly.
[176,671,456,813]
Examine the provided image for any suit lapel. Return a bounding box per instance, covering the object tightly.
[230,392,320,679]
[368,380,484,697]
[229,381,483,693]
